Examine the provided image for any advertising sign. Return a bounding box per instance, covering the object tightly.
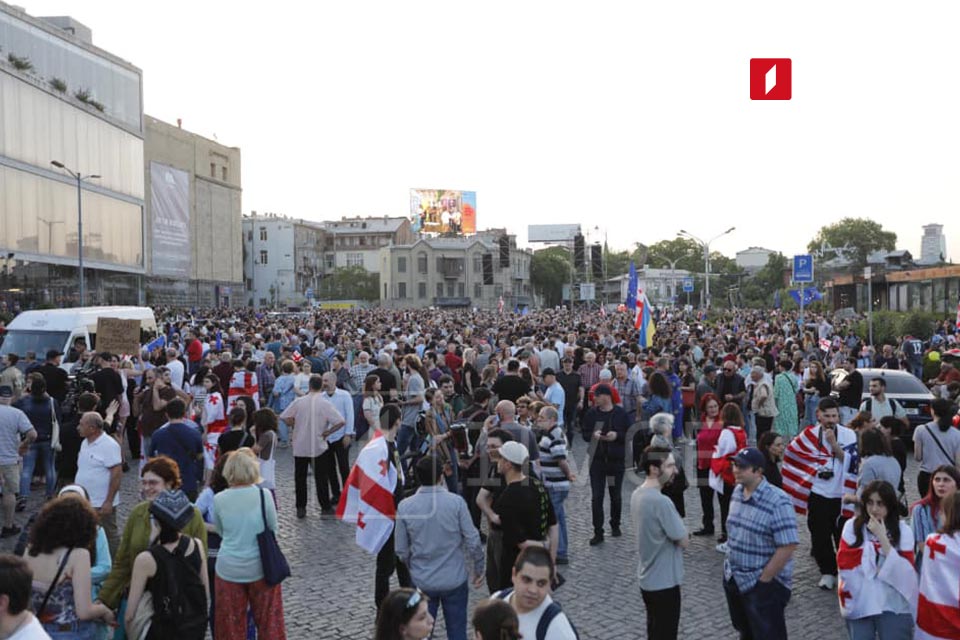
[150,162,191,278]
[96,318,141,356]
[410,188,476,235]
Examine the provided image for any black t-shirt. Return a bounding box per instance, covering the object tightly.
[91,368,124,415]
[556,371,581,410]
[218,429,255,456]
[492,374,530,404]
[387,439,403,504]
[493,477,557,587]
[38,363,69,402]
[838,370,864,409]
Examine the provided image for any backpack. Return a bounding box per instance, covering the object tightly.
[493,588,579,640]
[863,397,895,416]
[146,536,208,639]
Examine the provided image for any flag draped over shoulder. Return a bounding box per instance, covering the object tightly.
[916,532,960,639]
[781,425,858,517]
[336,432,400,555]
[836,519,916,622]
[635,287,656,348]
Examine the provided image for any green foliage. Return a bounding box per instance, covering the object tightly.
[851,311,941,346]
[321,266,379,301]
[7,53,32,71]
[73,88,104,111]
[808,218,897,266]
[531,246,573,307]
[740,253,788,307]
[604,247,630,279]
[49,77,67,93]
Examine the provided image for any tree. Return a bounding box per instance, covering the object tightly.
[741,252,788,307]
[531,246,573,307]
[603,246,631,278]
[634,238,702,272]
[808,218,897,266]
[321,266,379,301]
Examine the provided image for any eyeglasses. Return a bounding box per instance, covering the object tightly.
[405,589,424,609]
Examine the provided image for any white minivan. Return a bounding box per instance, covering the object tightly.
[0,306,158,368]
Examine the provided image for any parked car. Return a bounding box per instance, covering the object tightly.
[830,367,935,442]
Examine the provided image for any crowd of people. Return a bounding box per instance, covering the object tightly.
[0,304,959,638]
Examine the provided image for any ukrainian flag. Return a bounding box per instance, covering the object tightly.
[635,288,656,348]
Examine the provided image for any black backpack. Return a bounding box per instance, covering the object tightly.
[147,536,208,639]
[493,588,579,640]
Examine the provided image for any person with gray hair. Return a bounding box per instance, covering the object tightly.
[76,411,123,555]
[649,413,687,517]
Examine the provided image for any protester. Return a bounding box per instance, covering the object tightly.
[916,492,960,640]
[913,398,960,498]
[374,588,434,640]
[14,375,61,506]
[854,428,902,499]
[147,398,204,500]
[757,431,784,489]
[492,547,577,640]
[709,403,748,551]
[910,464,960,573]
[772,359,799,440]
[75,412,123,556]
[0,387,35,538]
[693,393,722,537]
[471,598,520,640]
[0,553,49,639]
[535,406,574,565]
[582,384,628,546]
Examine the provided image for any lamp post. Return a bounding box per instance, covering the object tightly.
[678,227,735,308]
[51,161,100,306]
[660,257,681,305]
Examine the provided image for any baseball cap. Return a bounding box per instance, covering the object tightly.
[149,490,195,530]
[499,441,529,465]
[732,447,766,470]
[0,385,13,398]
[541,367,556,377]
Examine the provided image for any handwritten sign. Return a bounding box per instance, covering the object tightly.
[95,318,141,356]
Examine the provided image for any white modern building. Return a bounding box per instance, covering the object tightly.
[919,224,947,265]
[242,213,325,308]
[736,247,776,274]
[611,266,694,306]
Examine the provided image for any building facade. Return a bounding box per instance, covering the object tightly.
[322,216,414,272]
[144,116,242,306]
[242,213,326,308]
[919,224,947,265]
[612,267,694,307]
[0,3,145,307]
[379,232,532,309]
[736,247,776,274]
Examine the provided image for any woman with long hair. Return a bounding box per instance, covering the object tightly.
[848,411,877,434]
[24,496,115,637]
[772,359,800,440]
[425,388,458,494]
[694,393,724,536]
[836,480,917,639]
[641,372,673,419]
[374,588,434,640]
[709,403,747,552]
[363,374,385,436]
[268,360,298,414]
[399,354,428,457]
[914,398,960,498]
[917,492,960,639]
[461,348,480,398]
[15,373,61,502]
[758,431,785,489]
[471,598,520,640]
[910,464,960,573]
[803,360,831,428]
[251,408,279,493]
[855,428,902,498]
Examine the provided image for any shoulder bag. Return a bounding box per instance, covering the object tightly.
[36,548,72,619]
[257,488,290,586]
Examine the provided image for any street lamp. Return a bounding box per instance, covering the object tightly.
[51,161,100,306]
[678,227,735,308]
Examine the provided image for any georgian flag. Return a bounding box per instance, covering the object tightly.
[336,432,402,554]
[203,392,228,433]
[836,519,917,622]
[782,424,858,517]
[917,532,960,639]
[227,371,260,410]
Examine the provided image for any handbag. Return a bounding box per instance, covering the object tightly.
[256,488,290,586]
[127,591,154,640]
[49,398,61,452]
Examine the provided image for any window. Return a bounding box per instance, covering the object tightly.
[246,230,252,242]
[418,282,427,299]
[210,162,216,178]
[397,282,407,299]
[447,282,455,297]
[359,237,366,246]
[457,282,465,297]
[259,250,268,265]
[436,282,443,297]
[473,254,482,273]
[259,227,267,242]
[418,253,428,273]
[346,253,364,267]
[474,283,482,298]
[398,257,407,273]
[222,166,228,181]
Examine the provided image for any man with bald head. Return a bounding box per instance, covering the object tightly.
[482,400,540,471]
[76,411,122,554]
[321,371,355,504]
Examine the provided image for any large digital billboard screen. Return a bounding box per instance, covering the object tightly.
[410,188,476,235]
[150,162,191,278]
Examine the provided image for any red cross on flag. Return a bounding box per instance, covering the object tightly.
[336,432,402,554]
[836,518,916,622]
[917,533,960,639]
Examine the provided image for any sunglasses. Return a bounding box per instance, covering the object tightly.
[405,589,424,609]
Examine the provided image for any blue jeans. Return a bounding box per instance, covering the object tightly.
[846,613,913,640]
[424,581,469,640]
[397,423,416,458]
[547,485,570,559]
[20,441,57,498]
[278,419,289,444]
[724,577,790,640]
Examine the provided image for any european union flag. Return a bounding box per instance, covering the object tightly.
[789,286,823,306]
[625,261,638,309]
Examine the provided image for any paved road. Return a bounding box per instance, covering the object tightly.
[3,435,923,639]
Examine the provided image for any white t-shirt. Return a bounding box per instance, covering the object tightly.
[76,433,122,507]
[809,424,858,499]
[167,359,186,390]
[501,592,577,640]
[8,614,49,639]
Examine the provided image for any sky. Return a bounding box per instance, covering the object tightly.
[17,1,960,262]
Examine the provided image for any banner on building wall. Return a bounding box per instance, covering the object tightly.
[409,188,476,235]
[150,162,191,278]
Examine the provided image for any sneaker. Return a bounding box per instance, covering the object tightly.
[296,507,307,519]
[611,527,622,538]
[0,525,21,538]
[717,533,728,544]
[818,574,837,590]
[715,541,729,553]
[693,528,715,537]
[589,533,604,546]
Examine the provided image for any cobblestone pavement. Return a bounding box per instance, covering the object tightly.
[2,436,924,640]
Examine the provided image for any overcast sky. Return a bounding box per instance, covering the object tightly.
[19,1,960,261]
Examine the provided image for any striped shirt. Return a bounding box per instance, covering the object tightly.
[578,363,602,390]
[612,377,640,416]
[538,426,569,491]
[724,479,799,592]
